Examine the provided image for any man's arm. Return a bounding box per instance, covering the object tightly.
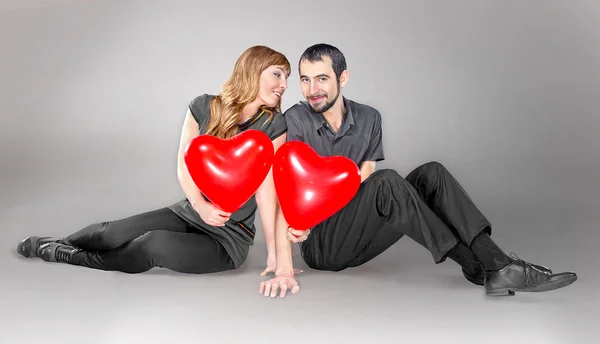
[284,110,305,143]
[362,110,385,164]
[357,108,385,182]
[359,161,377,182]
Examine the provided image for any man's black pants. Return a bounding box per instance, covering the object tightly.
[300,161,492,271]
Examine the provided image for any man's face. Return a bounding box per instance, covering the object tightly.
[299,56,342,113]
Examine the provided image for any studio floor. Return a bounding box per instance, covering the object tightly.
[2,1,599,343]
[1,167,597,344]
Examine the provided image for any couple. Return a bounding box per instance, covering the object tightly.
[17,43,577,298]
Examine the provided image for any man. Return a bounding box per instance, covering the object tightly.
[259,43,577,298]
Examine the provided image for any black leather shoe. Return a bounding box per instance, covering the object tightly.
[38,243,80,263]
[464,261,553,286]
[17,236,63,258]
[484,255,577,296]
[463,268,485,286]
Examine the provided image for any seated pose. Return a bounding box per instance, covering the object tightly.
[17,45,290,276]
[260,43,578,298]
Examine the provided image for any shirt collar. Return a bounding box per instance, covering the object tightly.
[305,97,355,134]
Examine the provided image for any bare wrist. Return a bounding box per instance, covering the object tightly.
[275,263,294,276]
[190,196,206,208]
[266,244,276,257]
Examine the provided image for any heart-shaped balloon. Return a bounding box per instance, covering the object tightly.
[273,141,361,230]
[184,129,274,213]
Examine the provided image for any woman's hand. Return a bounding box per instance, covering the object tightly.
[192,199,231,227]
[260,255,303,276]
[260,273,301,298]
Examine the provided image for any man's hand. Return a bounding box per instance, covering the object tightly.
[260,273,300,298]
[286,227,311,243]
[260,255,303,276]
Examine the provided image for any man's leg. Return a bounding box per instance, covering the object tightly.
[323,168,483,280]
[301,169,460,272]
[405,162,490,245]
[405,161,513,270]
[405,162,551,273]
[402,161,495,284]
[302,167,578,295]
[404,161,577,295]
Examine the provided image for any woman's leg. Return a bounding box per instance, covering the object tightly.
[17,207,188,258]
[63,208,190,250]
[40,229,236,274]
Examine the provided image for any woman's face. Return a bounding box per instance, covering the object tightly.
[257,65,289,107]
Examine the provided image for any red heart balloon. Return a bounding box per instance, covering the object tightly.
[184,129,274,213]
[273,141,361,230]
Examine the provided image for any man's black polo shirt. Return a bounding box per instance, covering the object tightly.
[283,97,385,166]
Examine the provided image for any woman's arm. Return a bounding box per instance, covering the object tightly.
[258,197,300,298]
[255,133,287,271]
[176,109,230,226]
[176,109,205,207]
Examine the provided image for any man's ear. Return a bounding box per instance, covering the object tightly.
[339,70,349,87]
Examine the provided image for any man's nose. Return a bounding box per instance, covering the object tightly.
[309,81,319,95]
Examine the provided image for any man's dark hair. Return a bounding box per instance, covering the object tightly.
[299,43,347,81]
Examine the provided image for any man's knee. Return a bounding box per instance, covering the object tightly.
[424,161,447,174]
[420,161,447,175]
[370,168,413,194]
[372,168,400,179]
[301,244,350,272]
[304,258,349,272]
[407,161,448,182]
[370,169,405,186]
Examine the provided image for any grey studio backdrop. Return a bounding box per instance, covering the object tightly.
[1,1,599,344]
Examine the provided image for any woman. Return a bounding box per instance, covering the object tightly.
[16,45,290,275]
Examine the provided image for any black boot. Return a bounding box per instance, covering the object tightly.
[17,236,63,258]
[484,253,577,296]
[38,243,80,264]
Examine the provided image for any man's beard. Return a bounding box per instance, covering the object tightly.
[308,84,341,113]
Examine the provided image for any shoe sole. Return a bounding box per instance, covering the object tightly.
[16,237,37,258]
[486,274,578,296]
[17,237,63,258]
